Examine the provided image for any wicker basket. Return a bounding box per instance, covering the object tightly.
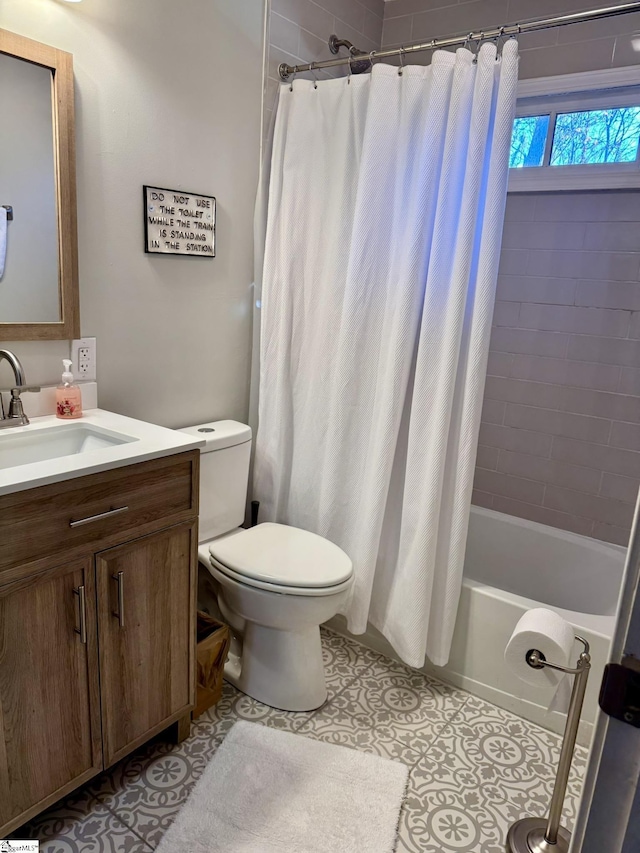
[193,611,231,719]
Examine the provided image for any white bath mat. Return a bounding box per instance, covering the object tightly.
[156,720,409,853]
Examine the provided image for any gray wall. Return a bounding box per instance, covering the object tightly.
[382,0,640,78]
[0,0,265,428]
[264,0,385,133]
[475,192,640,547]
[382,0,640,545]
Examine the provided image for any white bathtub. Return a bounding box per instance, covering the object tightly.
[329,505,626,746]
[425,506,626,745]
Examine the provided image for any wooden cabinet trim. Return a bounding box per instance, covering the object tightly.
[0,766,102,838]
[105,706,193,769]
[0,450,199,580]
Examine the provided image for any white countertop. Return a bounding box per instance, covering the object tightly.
[0,408,205,496]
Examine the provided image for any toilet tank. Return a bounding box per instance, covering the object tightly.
[179,420,252,540]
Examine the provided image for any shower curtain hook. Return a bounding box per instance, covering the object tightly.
[347,52,353,84]
[494,26,506,58]
[398,46,405,76]
[310,61,319,90]
[463,32,474,51]
[472,32,483,63]
[289,68,296,92]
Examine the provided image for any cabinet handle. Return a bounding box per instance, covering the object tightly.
[73,585,87,644]
[69,505,129,528]
[112,571,125,628]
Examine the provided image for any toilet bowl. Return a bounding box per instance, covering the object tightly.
[180,421,353,712]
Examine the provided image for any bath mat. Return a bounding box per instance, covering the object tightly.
[156,720,409,853]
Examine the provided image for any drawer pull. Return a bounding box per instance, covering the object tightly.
[69,505,129,528]
[73,585,87,644]
[112,571,125,628]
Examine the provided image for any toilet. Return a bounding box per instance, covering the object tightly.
[179,420,353,712]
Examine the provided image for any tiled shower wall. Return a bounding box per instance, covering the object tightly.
[381,1,640,545]
[474,192,640,547]
[264,0,385,134]
[382,0,640,78]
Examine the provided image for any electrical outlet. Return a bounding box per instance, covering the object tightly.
[71,337,97,382]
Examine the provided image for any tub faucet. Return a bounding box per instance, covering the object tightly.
[0,350,40,428]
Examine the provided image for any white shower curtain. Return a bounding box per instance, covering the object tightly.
[254,40,519,667]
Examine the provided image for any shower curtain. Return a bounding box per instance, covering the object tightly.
[254,40,519,667]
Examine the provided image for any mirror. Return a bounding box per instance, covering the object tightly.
[0,29,79,340]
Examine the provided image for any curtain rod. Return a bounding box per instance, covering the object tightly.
[278,1,640,80]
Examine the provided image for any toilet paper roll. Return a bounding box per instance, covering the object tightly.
[504,608,575,690]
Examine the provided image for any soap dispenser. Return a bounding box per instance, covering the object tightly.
[56,359,82,419]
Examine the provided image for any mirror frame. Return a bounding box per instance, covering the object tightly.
[0,29,79,340]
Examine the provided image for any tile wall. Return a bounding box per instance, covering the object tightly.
[382,0,640,78]
[475,191,640,546]
[264,0,385,133]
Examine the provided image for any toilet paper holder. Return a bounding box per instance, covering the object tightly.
[506,635,591,853]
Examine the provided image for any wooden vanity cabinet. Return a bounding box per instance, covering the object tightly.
[0,558,102,831]
[96,523,195,766]
[0,450,199,836]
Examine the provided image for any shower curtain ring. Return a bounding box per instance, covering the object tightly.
[398,46,405,76]
[310,61,319,89]
[347,52,353,84]
[471,32,483,63]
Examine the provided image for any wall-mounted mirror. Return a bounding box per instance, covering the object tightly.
[0,29,79,340]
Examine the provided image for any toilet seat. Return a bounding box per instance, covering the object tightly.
[206,522,353,597]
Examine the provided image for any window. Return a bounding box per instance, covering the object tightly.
[509,115,550,168]
[507,71,640,191]
[550,107,640,165]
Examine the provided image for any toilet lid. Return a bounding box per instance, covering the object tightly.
[208,522,353,589]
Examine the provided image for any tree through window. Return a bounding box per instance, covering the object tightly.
[550,107,640,165]
[509,115,550,168]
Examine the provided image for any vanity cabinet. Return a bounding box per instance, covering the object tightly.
[0,449,199,836]
[96,524,194,766]
[0,558,102,831]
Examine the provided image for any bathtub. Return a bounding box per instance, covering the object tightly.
[330,505,626,746]
[428,506,625,745]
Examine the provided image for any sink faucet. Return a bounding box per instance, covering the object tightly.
[0,350,40,428]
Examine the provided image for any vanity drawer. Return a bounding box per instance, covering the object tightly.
[0,450,199,576]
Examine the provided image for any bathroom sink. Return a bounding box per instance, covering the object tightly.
[0,408,204,497]
[0,423,137,471]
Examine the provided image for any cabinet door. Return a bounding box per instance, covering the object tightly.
[0,559,102,834]
[96,522,196,766]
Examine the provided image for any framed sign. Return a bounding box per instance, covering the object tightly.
[144,185,216,257]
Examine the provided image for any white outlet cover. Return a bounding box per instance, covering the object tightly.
[71,337,97,382]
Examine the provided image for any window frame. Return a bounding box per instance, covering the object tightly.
[508,65,640,193]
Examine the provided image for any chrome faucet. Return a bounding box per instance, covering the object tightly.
[0,350,40,428]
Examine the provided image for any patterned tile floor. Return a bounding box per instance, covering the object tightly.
[13,628,587,852]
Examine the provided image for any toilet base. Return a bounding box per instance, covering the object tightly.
[224,622,328,712]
